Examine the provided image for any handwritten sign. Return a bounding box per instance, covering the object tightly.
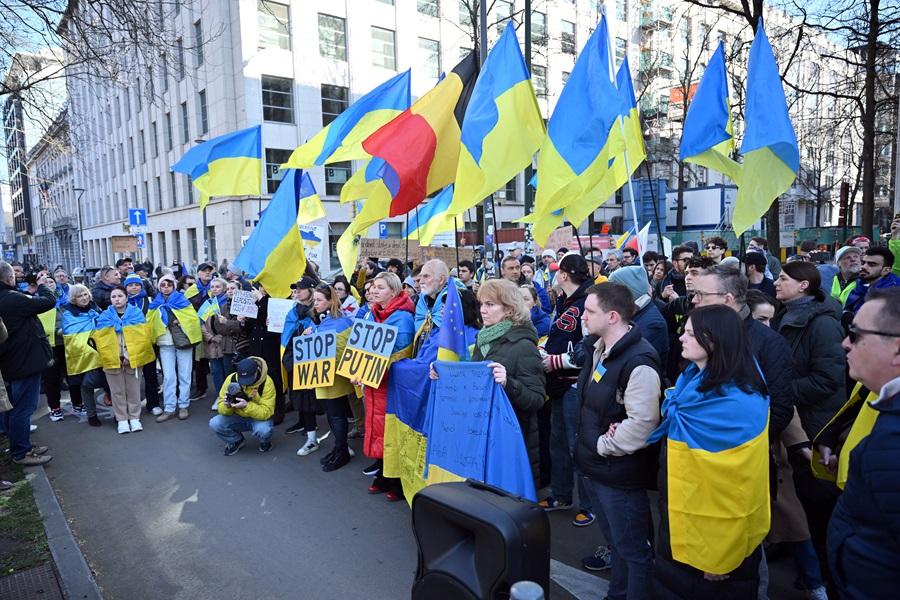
[336,320,399,387]
[292,331,336,389]
[230,290,258,319]
[266,298,294,333]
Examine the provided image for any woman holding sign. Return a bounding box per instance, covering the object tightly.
[199,278,230,403]
[357,272,415,500]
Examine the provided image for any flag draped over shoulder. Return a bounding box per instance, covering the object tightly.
[61,307,101,375]
[284,70,411,169]
[733,20,798,236]
[679,42,742,184]
[147,291,202,344]
[232,169,308,298]
[295,171,326,224]
[92,304,156,370]
[171,125,261,210]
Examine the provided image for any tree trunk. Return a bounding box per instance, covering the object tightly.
[766,200,780,254]
[676,160,685,232]
[861,0,879,237]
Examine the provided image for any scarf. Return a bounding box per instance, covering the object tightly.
[148,290,191,325]
[127,287,148,308]
[477,319,513,358]
[194,278,212,300]
[371,293,415,323]
[786,294,814,313]
[96,304,144,333]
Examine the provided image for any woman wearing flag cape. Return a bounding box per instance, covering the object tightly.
[198,277,231,402]
[60,284,106,427]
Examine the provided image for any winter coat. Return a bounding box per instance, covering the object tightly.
[90,280,117,310]
[216,356,275,421]
[828,387,900,600]
[843,272,900,315]
[742,309,794,438]
[633,299,669,368]
[529,305,551,337]
[545,280,592,397]
[245,296,285,397]
[774,295,846,439]
[0,282,55,381]
[208,299,247,356]
[473,322,546,484]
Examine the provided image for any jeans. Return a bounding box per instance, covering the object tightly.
[142,353,160,411]
[209,414,273,445]
[549,386,592,511]
[583,478,652,600]
[788,539,824,590]
[70,369,106,418]
[159,345,194,412]
[2,375,42,460]
[209,355,234,397]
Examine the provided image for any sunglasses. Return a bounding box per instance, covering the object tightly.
[705,245,722,250]
[159,281,174,287]
[847,324,900,344]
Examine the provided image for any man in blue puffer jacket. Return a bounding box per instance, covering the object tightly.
[609,266,669,367]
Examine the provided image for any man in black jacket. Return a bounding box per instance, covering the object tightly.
[91,265,121,310]
[0,262,56,466]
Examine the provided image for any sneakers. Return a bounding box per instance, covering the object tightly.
[538,496,573,512]
[210,400,219,411]
[31,446,49,456]
[348,426,365,439]
[150,407,163,416]
[259,441,273,453]
[129,419,143,432]
[807,587,828,600]
[322,449,351,472]
[73,405,87,417]
[30,424,38,432]
[572,510,595,527]
[362,460,382,476]
[13,451,52,467]
[117,421,131,434]
[224,436,246,456]
[156,411,176,423]
[582,545,612,571]
[88,415,102,427]
[177,408,189,420]
[190,389,207,401]
[385,490,405,502]
[49,409,64,422]
[296,439,319,456]
[284,422,306,434]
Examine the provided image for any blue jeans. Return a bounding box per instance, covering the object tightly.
[583,478,652,600]
[2,375,42,460]
[549,386,592,511]
[159,345,193,412]
[788,539,824,590]
[209,355,234,398]
[209,414,273,445]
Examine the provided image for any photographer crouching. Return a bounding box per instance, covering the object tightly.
[208,357,275,456]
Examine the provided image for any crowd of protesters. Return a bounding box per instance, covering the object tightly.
[1,218,899,600]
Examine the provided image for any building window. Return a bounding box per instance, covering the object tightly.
[261,76,294,123]
[561,20,576,54]
[146,233,154,264]
[123,91,130,121]
[160,53,169,92]
[186,178,195,205]
[180,101,190,143]
[459,0,473,28]
[371,26,397,70]
[418,0,439,17]
[325,161,351,196]
[128,137,135,168]
[615,0,627,21]
[194,20,204,66]
[419,38,441,81]
[151,121,159,157]
[135,77,142,112]
[169,172,178,208]
[615,37,627,65]
[138,129,146,163]
[259,1,291,50]
[459,46,472,60]
[198,89,209,134]
[165,112,173,151]
[265,148,292,193]
[495,0,513,33]
[318,14,347,61]
[143,180,150,210]
[321,84,348,126]
[532,64,547,96]
[207,225,218,263]
[188,228,198,262]
[154,176,161,211]
[532,11,547,46]
[173,229,182,258]
[176,37,185,80]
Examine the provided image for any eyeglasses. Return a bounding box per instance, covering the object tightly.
[692,290,728,301]
[705,245,722,250]
[159,281,173,287]
[847,324,900,344]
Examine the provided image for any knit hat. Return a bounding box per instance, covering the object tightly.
[835,245,862,263]
[158,273,177,287]
[609,265,650,300]
[124,274,142,287]
[541,248,556,259]
[721,256,741,269]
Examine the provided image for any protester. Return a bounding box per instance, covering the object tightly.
[61,284,107,427]
[91,266,122,310]
[538,250,556,288]
[125,273,162,415]
[209,356,275,455]
[520,285,550,337]
[185,262,216,402]
[39,278,82,421]
[742,251,776,298]
[661,256,713,382]
[847,234,870,252]
[745,289,776,327]
[412,259,450,357]
[500,255,525,285]
[208,280,248,400]
[704,236,728,264]
[621,247,638,266]
[748,236,781,278]
[282,277,318,439]
[520,261,552,313]
[603,249,622,275]
[843,247,899,316]
[457,260,477,289]
[245,283,288,425]
[820,245,861,304]
[333,275,359,317]
[115,257,133,279]
[650,260,670,301]
[660,245,694,300]
[641,251,659,279]
[198,277,230,397]
[609,266,668,366]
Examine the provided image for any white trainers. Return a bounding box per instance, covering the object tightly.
[348,447,356,457]
[296,440,319,456]
[211,400,219,411]
[150,407,163,416]
[117,421,131,434]
[30,424,38,432]
[129,419,143,432]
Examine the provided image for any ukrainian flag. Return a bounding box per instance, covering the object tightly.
[402,185,462,244]
[283,70,411,169]
[295,171,326,225]
[733,19,798,236]
[92,304,156,370]
[147,291,202,345]
[232,168,308,298]
[436,278,469,361]
[61,307,101,375]
[171,125,262,210]
[197,296,223,322]
[679,42,742,184]
[445,22,545,217]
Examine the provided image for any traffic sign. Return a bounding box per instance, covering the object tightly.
[378,222,388,239]
[128,208,147,227]
[135,233,146,249]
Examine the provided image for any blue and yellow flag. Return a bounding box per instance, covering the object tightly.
[679,42,742,184]
[92,304,156,370]
[733,20,798,235]
[197,296,223,322]
[147,291,202,345]
[61,306,101,375]
[232,169,308,299]
[446,22,544,217]
[284,71,411,169]
[171,125,262,210]
[402,185,463,244]
[294,170,326,224]
[436,277,468,361]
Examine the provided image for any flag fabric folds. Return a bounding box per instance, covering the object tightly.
[679,42,742,184]
[436,278,469,361]
[402,185,462,243]
[232,169,308,298]
[92,304,156,370]
[445,22,545,217]
[295,171,326,224]
[732,20,799,236]
[147,291,202,344]
[61,308,101,375]
[284,70,411,169]
[171,125,262,210]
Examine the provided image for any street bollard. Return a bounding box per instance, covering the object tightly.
[510,580,544,600]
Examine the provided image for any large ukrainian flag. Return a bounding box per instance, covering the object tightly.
[171,125,262,210]
[733,19,798,235]
[61,307,101,375]
[147,291,202,345]
[92,304,156,370]
[283,71,411,169]
[295,171,325,225]
[232,168,308,298]
[401,185,461,243]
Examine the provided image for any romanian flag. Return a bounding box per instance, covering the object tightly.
[733,20,798,235]
[648,364,770,575]
[436,278,469,361]
[295,171,326,224]
[445,22,545,217]
[283,70,411,169]
[679,42,742,184]
[232,168,308,298]
[147,291,202,345]
[171,125,262,210]
[61,307,101,375]
[92,304,156,370]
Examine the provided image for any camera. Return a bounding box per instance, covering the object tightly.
[225,382,248,406]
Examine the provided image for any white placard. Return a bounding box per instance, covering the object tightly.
[230,290,259,319]
[266,298,295,333]
[299,224,325,265]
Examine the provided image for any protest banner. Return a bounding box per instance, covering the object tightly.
[291,331,336,389]
[359,238,418,261]
[336,320,399,387]
[266,298,294,333]
[230,290,258,319]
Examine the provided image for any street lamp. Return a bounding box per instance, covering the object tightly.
[73,187,86,269]
[194,138,210,262]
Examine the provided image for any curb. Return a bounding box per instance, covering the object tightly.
[27,468,104,600]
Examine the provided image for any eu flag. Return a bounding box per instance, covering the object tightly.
[436,278,468,361]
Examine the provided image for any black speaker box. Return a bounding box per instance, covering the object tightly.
[411,480,551,600]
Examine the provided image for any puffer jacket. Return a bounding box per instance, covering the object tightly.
[216,356,275,421]
[208,299,248,356]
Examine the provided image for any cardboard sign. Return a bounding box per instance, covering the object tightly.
[230,290,259,319]
[111,235,138,253]
[336,320,399,387]
[292,331,336,389]
[266,298,294,333]
[359,238,419,261]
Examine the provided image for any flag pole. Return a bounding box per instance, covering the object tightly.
[642,161,665,255]
[405,210,410,270]
[454,217,460,270]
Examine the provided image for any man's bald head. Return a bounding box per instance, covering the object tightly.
[419,259,449,298]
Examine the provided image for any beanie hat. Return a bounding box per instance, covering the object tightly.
[609,265,650,301]
[124,274,142,287]
[835,245,861,263]
[541,248,556,259]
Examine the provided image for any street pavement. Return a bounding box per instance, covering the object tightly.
[34,393,803,600]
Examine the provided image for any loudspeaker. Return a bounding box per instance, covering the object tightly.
[411,480,550,600]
